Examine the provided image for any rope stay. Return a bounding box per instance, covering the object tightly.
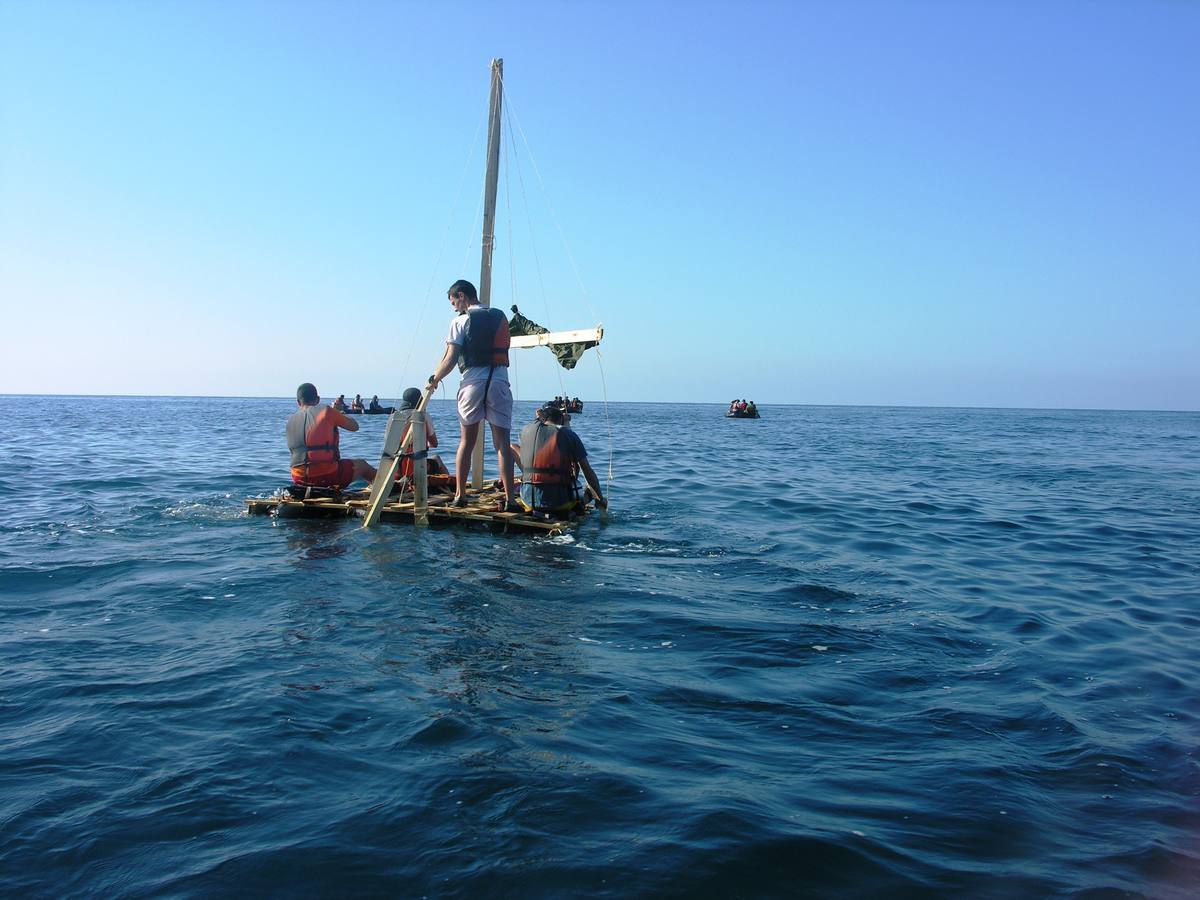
[502,101,565,399]
[395,104,488,399]
[498,75,612,491]
[498,78,601,327]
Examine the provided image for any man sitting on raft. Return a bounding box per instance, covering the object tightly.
[518,401,606,517]
[286,382,376,489]
[394,387,450,481]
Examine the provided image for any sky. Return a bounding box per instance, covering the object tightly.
[2,0,1197,410]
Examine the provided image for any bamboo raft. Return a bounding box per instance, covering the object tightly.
[253,62,604,541]
[244,481,580,536]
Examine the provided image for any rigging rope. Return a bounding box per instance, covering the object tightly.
[499,78,602,326]
[594,347,614,499]
[500,74,613,496]
[500,116,523,408]
[503,102,565,400]
[395,109,487,401]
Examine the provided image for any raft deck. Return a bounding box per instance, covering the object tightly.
[245,482,579,535]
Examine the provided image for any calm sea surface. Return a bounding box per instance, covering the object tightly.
[2,396,1198,897]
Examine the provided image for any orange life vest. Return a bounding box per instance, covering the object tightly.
[287,406,341,482]
[520,422,577,486]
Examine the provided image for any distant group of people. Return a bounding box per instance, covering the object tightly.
[286,277,605,517]
[551,395,583,413]
[331,394,363,413]
[729,398,758,416]
[331,393,391,414]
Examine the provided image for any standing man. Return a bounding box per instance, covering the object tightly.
[518,402,606,516]
[286,382,377,488]
[428,279,518,510]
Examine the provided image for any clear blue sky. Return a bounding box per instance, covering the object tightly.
[2,0,1197,409]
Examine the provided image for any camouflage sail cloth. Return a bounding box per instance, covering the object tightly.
[508,306,597,370]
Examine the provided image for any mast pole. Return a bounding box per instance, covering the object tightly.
[472,57,503,489]
[479,57,503,310]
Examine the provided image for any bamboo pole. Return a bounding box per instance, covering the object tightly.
[411,408,429,526]
[471,57,503,491]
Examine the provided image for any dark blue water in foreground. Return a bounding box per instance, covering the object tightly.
[2,396,1198,897]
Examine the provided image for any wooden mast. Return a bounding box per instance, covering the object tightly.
[470,57,503,489]
[479,58,503,310]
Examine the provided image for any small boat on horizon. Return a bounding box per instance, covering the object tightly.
[726,400,760,419]
[335,395,395,415]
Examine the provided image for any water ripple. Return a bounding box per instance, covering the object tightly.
[1,398,1198,896]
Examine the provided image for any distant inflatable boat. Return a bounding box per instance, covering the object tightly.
[726,409,760,419]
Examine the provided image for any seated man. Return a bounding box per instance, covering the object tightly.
[333,394,348,412]
[518,401,607,516]
[393,387,449,480]
[352,394,365,412]
[286,382,376,488]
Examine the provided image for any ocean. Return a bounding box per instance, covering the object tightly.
[2,396,1198,897]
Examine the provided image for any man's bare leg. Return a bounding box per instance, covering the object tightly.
[490,423,515,502]
[455,421,480,499]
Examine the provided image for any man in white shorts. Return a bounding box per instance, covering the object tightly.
[429,279,518,510]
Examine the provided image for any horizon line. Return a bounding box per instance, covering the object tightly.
[1,393,1195,414]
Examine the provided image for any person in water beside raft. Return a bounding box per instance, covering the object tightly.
[428,279,519,511]
[518,401,606,516]
[286,383,377,489]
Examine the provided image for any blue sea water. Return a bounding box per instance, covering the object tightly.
[2,395,1198,897]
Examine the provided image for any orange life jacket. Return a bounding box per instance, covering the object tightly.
[520,422,577,486]
[287,406,341,482]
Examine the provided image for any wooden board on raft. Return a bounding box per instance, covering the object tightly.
[245,481,579,536]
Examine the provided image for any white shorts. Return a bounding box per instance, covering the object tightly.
[457,377,513,430]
